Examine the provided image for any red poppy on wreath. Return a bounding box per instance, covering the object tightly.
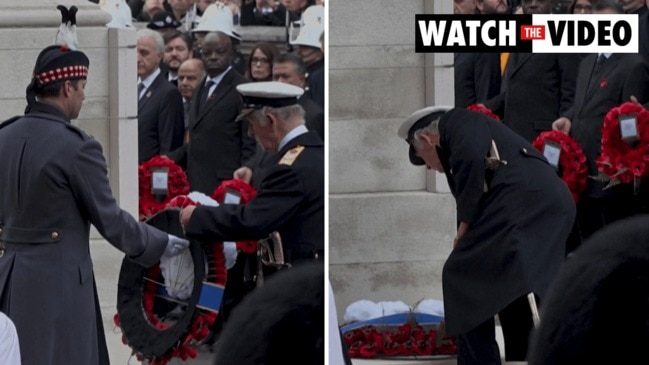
[597,102,649,185]
[114,203,226,365]
[138,156,190,221]
[600,79,608,88]
[467,103,500,121]
[343,324,457,358]
[532,130,588,202]
[211,179,258,254]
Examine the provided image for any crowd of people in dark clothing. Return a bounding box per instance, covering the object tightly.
[455,0,649,252]
[131,0,325,177]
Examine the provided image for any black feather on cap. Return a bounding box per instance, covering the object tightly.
[25,45,90,112]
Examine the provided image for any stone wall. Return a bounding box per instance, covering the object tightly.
[329,0,457,323]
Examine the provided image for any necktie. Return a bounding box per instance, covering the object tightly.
[588,54,606,89]
[595,54,607,73]
[202,80,215,103]
[137,82,145,100]
[500,52,509,76]
[183,100,191,128]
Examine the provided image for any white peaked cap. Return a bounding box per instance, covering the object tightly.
[235,82,304,121]
[397,105,454,140]
[192,2,241,40]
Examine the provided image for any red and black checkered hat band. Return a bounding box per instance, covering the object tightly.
[31,45,90,86]
[34,65,89,85]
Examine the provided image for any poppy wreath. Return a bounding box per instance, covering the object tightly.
[532,130,588,203]
[343,323,457,358]
[139,155,190,221]
[211,179,258,254]
[467,103,500,121]
[115,207,225,364]
[597,102,649,184]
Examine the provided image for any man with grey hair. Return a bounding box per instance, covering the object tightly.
[180,81,324,266]
[180,81,323,329]
[398,106,575,364]
[136,28,185,163]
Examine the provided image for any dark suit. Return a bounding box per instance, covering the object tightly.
[299,96,324,141]
[485,53,578,142]
[305,59,324,110]
[454,52,501,108]
[137,72,185,163]
[566,53,649,242]
[169,69,256,195]
[0,102,168,365]
[438,108,575,363]
[636,6,649,63]
[185,130,324,263]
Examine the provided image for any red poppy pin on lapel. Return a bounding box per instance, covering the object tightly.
[208,94,217,101]
[600,79,608,88]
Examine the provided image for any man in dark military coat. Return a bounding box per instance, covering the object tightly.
[398,106,575,364]
[180,81,324,264]
[0,44,187,365]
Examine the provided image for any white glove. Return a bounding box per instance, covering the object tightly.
[164,234,190,257]
[160,249,194,300]
[160,234,193,300]
[223,242,237,270]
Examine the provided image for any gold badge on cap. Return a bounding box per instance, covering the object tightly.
[279,146,305,166]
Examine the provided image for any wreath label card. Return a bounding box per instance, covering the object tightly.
[543,141,561,169]
[151,167,169,196]
[223,188,242,204]
[532,130,588,203]
[619,113,639,143]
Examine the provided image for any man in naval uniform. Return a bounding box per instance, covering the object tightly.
[0,44,188,365]
[179,81,324,265]
[398,106,575,364]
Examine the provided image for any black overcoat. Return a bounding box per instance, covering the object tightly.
[439,108,576,335]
